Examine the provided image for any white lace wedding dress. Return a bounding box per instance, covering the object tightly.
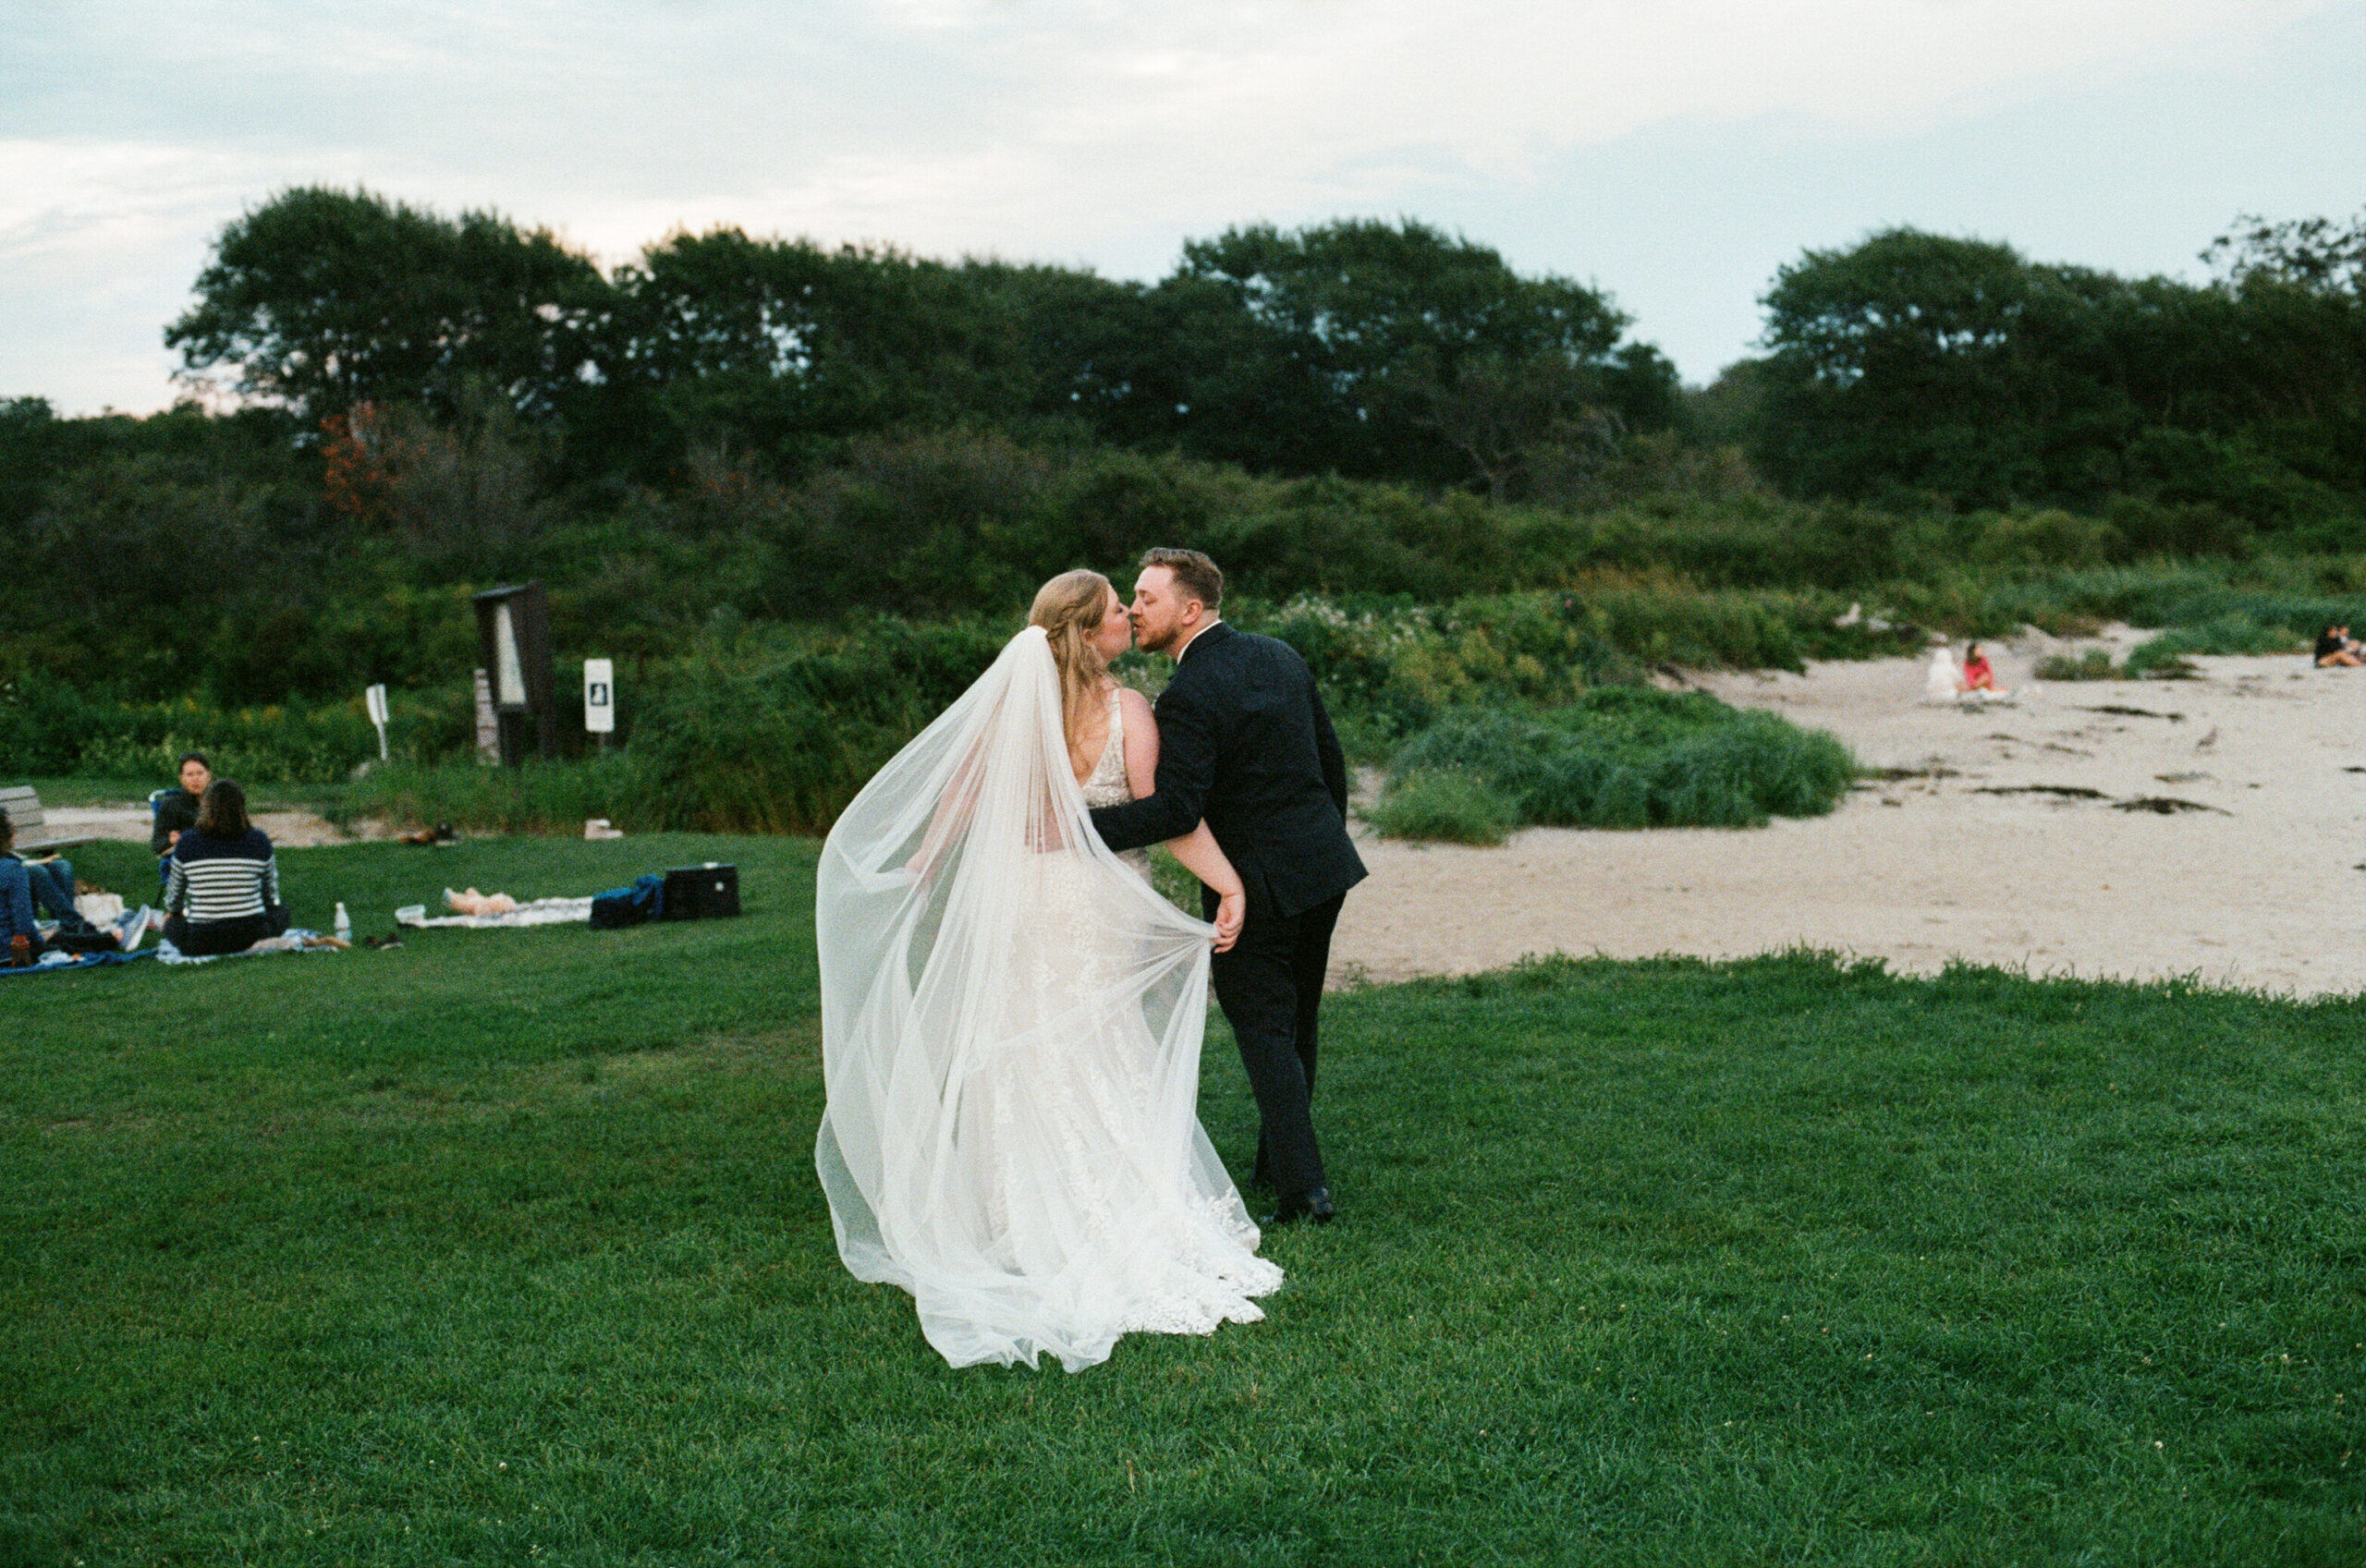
[815,629,1281,1372]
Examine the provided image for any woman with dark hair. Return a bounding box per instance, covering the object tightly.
[164,781,289,956]
[1961,642,2006,693]
[151,752,213,855]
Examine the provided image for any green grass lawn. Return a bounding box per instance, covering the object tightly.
[4,835,2361,1564]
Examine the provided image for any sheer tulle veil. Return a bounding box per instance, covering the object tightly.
[814,626,1279,1371]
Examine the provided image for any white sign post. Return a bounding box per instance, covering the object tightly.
[364,683,390,762]
[583,658,615,751]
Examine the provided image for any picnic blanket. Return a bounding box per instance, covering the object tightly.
[156,929,346,966]
[1,948,155,978]
[396,897,594,930]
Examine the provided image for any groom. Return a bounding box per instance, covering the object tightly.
[1089,548,1367,1225]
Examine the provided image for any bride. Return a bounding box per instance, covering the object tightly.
[814,569,1285,1371]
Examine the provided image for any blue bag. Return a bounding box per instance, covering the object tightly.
[589,873,665,930]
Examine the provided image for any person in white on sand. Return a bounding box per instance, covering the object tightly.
[1924,644,1960,703]
[813,570,1280,1373]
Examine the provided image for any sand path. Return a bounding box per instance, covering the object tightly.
[39,807,389,850]
[1329,630,2366,998]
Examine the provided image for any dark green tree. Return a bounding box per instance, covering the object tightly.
[1754,229,2060,503]
[1153,218,1672,490]
[2205,209,2366,296]
[166,187,609,428]
[2198,209,2366,501]
[1753,224,2366,522]
[600,230,1156,475]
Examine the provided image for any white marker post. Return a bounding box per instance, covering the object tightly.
[472,670,498,764]
[364,684,390,762]
[584,659,615,752]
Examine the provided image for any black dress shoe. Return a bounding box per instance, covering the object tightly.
[1262,1185,1335,1227]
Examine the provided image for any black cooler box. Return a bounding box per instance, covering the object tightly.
[661,862,741,920]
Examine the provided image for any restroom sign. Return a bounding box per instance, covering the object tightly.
[583,658,616,734]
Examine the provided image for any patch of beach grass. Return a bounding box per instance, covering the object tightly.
[1373,687,1857,839]
[2033,648,2125,681]
[2125,614,2307,677]
[1361,768,1522,845]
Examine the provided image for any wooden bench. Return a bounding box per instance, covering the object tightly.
[0,785,97,853]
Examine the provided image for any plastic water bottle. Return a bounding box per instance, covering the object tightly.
[334,903,352,944]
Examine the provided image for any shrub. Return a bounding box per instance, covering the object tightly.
[2124,614,2303,675]
[1238,585,1904,754]
[2032,649,2122,680]
[335,617,1013,835]
[1374,688,1857,839]
[1648,712,1858,825]
[1362,770,1519,845]
[1967,508,2123,570]
[623,617,1009,833]
[0,683,392,784]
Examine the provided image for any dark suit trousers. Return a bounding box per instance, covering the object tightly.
[1203,889,1344,1199]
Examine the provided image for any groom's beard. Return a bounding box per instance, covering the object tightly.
[1134,621,1177,654]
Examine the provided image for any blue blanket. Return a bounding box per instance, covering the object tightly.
[155,929,341,966]
[1,948,155,978]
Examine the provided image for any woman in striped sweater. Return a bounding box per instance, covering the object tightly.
[165,781,289,956]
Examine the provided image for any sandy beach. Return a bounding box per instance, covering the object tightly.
[1331,629,2366,998]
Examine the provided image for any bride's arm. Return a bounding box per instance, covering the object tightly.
[1121,687,1246,951]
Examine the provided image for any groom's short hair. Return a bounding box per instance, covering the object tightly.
[1140,548,1222,612]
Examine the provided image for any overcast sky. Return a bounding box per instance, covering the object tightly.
[6,0,2363,416]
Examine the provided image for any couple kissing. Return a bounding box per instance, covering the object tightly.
[814,547,1366,1371]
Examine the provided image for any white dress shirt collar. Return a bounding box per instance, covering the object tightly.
[1172,617,1223,662]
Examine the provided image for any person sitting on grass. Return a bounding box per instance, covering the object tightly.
[0,808,123,962]
[151,751,211,856]
[151,751,213,897]
[2313,625,2362,668]
[1961,642,2007,694]
[164,780,290,957]
[2,808,55,966]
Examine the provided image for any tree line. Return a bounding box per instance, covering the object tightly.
[1741,217,2366,529]
[161,189,1681,499]
[3,189,2362,719]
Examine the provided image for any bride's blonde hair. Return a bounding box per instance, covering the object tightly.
[1029,568,1115,762]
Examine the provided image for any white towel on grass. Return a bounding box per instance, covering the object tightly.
[395,897,595,929]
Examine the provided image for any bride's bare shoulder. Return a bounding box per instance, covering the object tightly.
[1116,685,1155,729]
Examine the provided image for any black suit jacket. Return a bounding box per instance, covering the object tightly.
[1090,622,1367,919]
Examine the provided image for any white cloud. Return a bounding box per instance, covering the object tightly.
[612,0,2327,238]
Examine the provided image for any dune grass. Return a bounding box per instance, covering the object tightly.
[2032,649,2125,682]
[1355,768,1522,845]
[2125,614,2309,677]
[5,836,2362,1564]
[1368,687,1859,842]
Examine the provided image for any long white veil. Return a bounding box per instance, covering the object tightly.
[815,626,1280,1371]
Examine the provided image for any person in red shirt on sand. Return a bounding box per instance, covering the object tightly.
[1961,643,2006,694]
